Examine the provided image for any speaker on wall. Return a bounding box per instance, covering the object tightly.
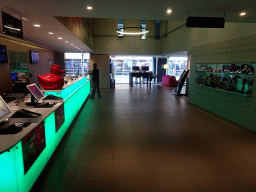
[186,16,225,28]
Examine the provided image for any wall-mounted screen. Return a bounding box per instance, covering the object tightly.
[2,12,23,39]
[30,51,39,64]
[11,72,18,80]
[0,45,8,64]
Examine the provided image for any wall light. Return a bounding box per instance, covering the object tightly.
[167,9,172,14]
[163,64,169,74]
[240,12,246,16]
[117,27,149,35]
[4,25,21,31]
[21,17,28,21]
[87,6,92,10]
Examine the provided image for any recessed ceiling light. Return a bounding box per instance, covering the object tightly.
[167,9,172,14]
[240,12,246,16]
[58,37,62,39]
[87,6,92,10]
[71,44,74,46]
[34,24,40,27]
[48,32,53,34]
[78,48,80,49]
[65,41,69,43]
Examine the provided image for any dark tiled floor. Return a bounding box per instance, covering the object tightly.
[31,84,256,192]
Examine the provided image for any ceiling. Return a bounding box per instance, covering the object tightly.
[1,0,256,53]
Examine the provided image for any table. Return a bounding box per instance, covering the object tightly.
[129,72,154,87]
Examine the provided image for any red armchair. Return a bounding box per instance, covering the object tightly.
[162,75,178,87]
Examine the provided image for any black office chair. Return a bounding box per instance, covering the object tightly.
[132,66,141,83]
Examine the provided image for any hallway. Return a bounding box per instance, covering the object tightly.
[32,84,256,192]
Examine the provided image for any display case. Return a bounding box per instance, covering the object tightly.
[195,63,255,96]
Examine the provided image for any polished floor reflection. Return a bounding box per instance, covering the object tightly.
[32,84,256,192]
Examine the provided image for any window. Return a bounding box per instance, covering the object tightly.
[141,20,146,39]
[118,19,123,38]
[155,20,161,39]
[64,53,90,77]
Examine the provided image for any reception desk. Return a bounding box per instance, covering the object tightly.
[0,77,90,192]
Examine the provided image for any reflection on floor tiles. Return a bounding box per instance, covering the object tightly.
[31,84,256,192]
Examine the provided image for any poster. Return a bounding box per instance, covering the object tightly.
[55,103,65,132]
[22,121,46,174]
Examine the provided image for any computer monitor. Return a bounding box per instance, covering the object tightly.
[132,66,140,71]
[141,66,149,71]
[0,96,12,123]
[11,72,18,80]
[26,84,45,105]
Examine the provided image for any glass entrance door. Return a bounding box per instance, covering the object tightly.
[112,56,153,83]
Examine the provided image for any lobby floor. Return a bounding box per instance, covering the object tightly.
[32,84,256,192]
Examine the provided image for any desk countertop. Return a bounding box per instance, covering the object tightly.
[0,102,62,154]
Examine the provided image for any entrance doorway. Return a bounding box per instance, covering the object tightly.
[111,56,153,83]
[167,57,188,80]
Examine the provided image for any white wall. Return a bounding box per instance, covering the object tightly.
[90,54,110,89]
[29,51,55,85]
[93,18,161,55]
[161,21,256,55]
[189,34,256,131]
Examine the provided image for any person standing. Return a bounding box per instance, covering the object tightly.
[90,63,101,98]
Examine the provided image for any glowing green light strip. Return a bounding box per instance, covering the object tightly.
[0,79,90,192]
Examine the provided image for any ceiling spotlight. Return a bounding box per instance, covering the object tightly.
[48,32,53,34]
[87,6,92,10]
[167,9,172,14]
[65,41,69,43]
[34,24,40,27]
[71,44,74,46]
[58,37,62,39]
[78,48,80,49]
[240,12,246,16]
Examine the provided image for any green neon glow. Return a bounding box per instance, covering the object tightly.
[0,142,19,192]
[55,80,90,146]
[0,79,90,192]
[44,77,89,100]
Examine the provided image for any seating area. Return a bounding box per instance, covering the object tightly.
[162,75,178,87]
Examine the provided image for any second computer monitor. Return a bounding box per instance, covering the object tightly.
[141,66,149,71]
[132,66,140,71]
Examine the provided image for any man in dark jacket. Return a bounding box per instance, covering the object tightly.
[90,63,101,98]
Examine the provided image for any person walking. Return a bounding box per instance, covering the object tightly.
[90,63,101,98]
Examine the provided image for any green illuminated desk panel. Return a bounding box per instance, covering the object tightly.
[0,77,90,192]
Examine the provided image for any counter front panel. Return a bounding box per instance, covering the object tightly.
[0,77,90,192]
